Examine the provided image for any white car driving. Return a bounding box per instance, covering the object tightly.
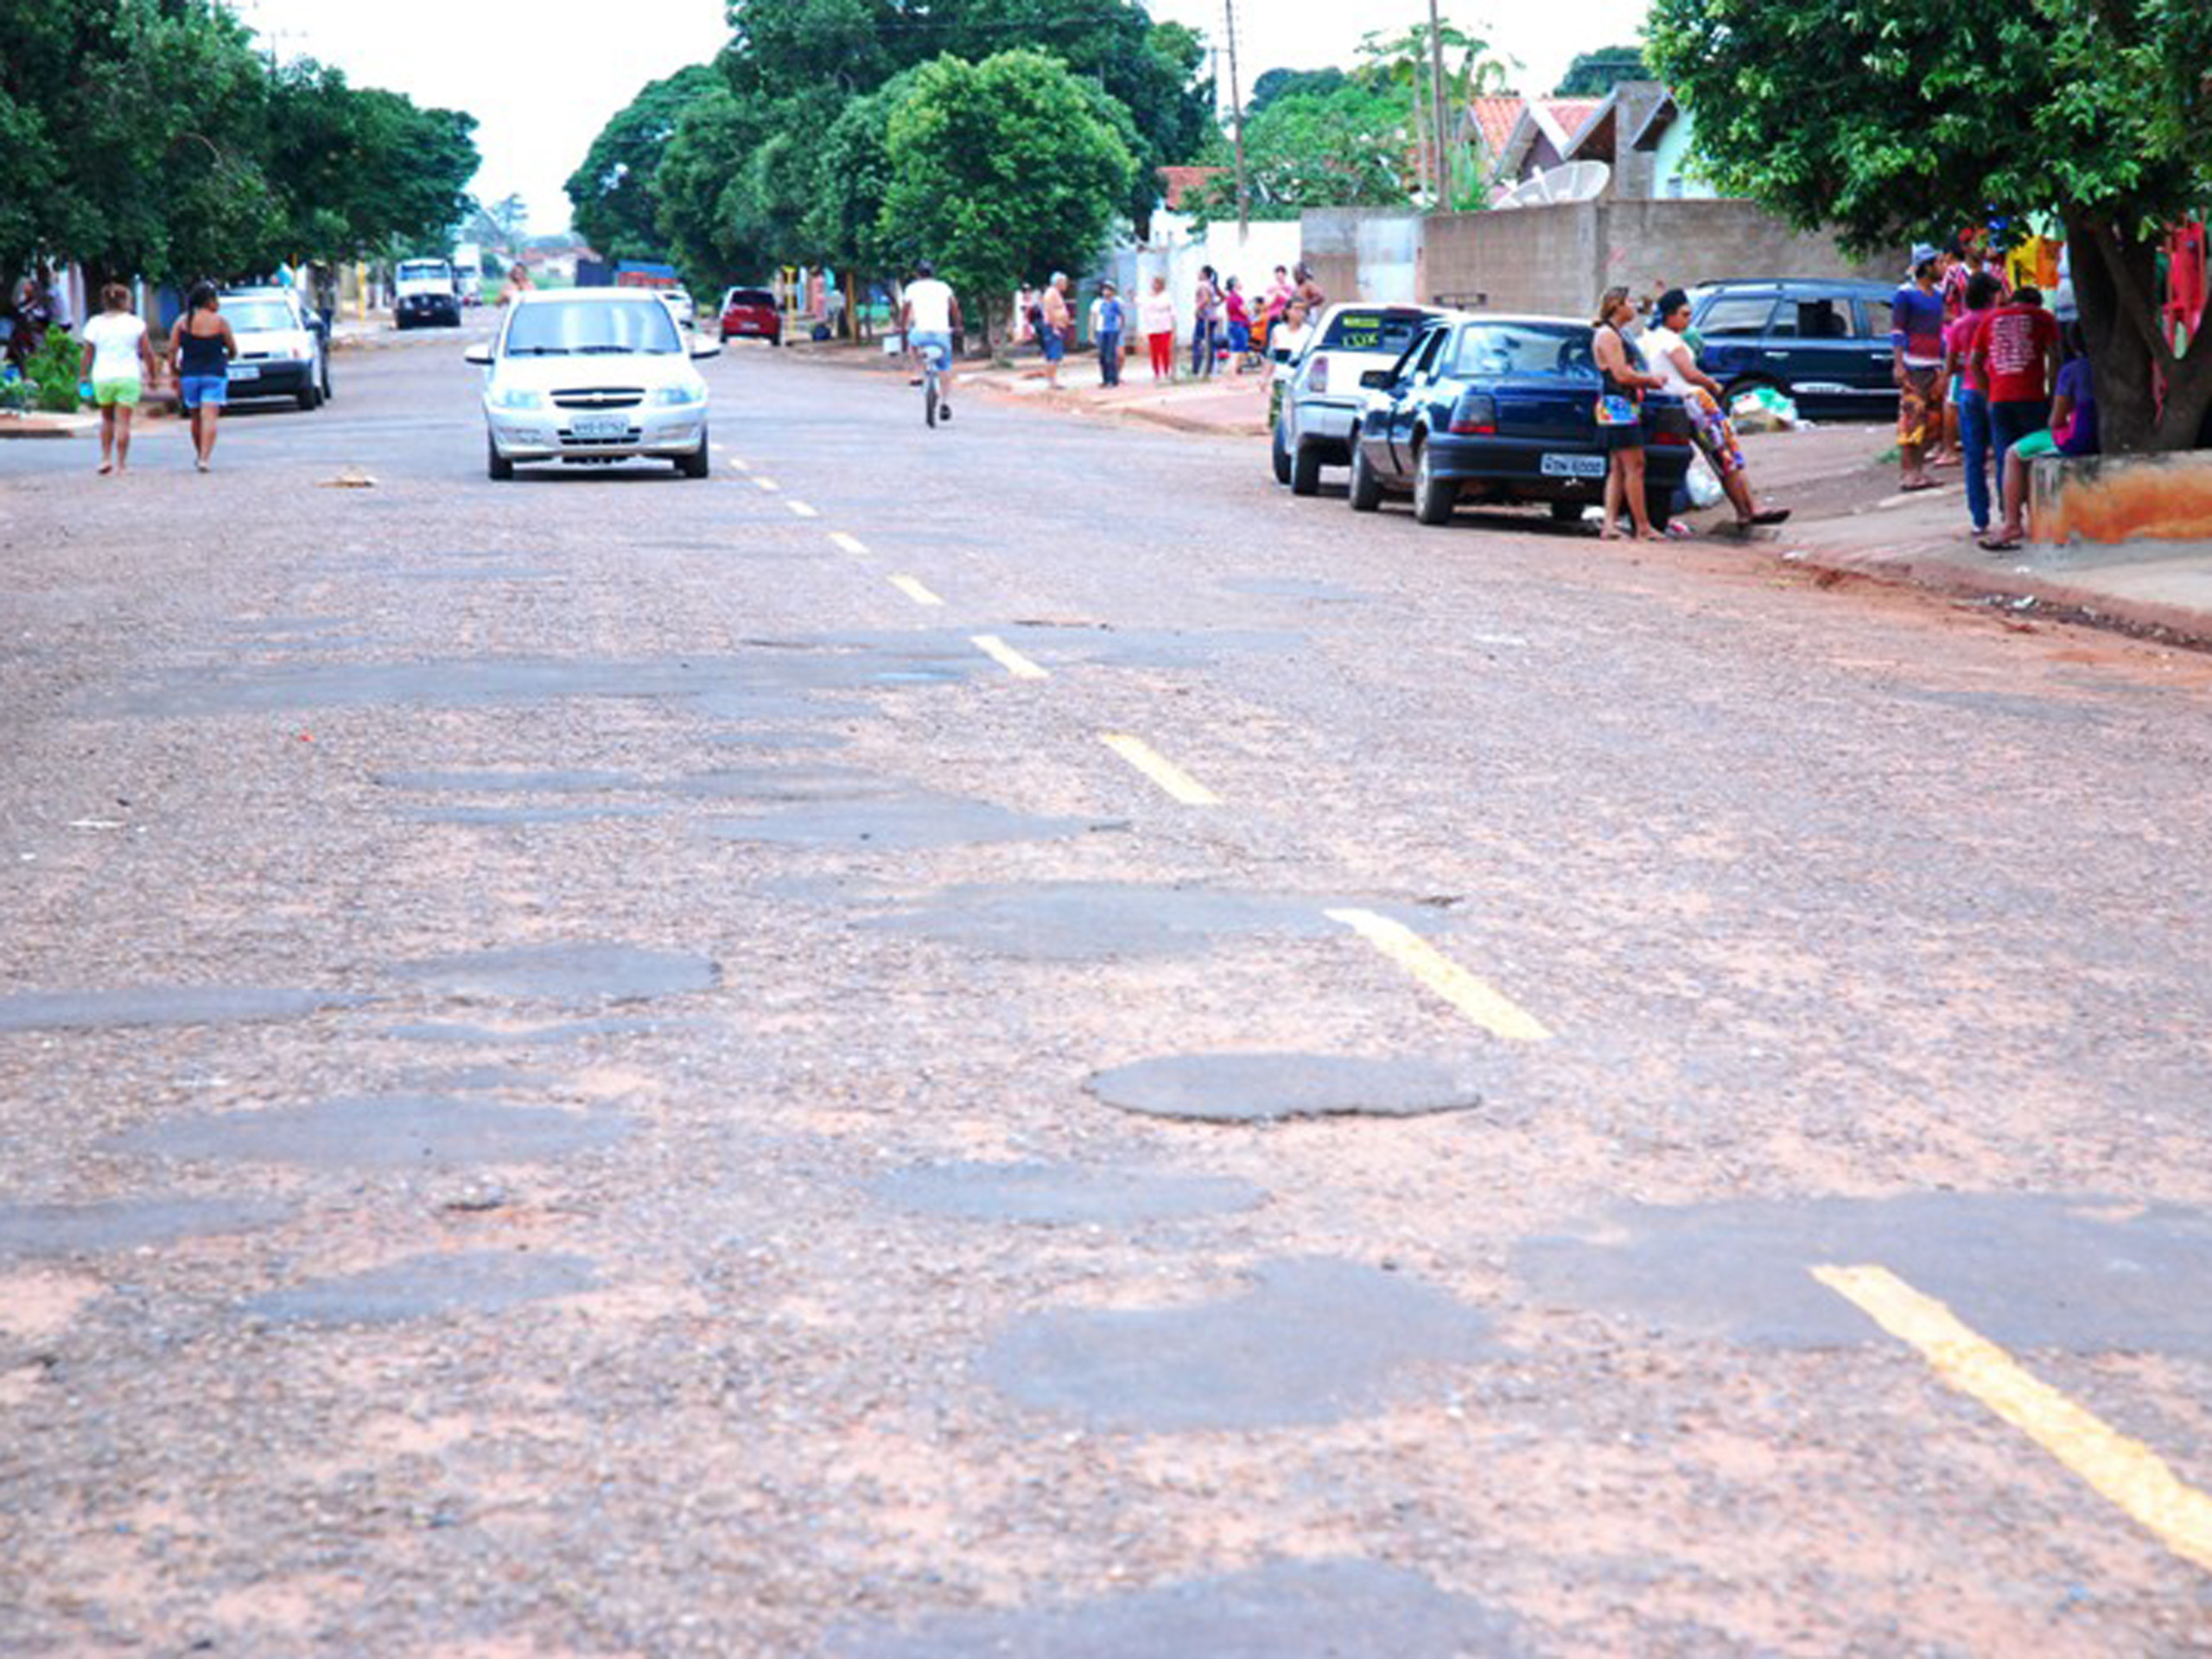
[467,289,720,480]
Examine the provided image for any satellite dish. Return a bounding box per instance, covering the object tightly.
[1494,161,1611,209]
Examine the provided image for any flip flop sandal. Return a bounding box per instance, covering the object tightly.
[1750,508,1792,524]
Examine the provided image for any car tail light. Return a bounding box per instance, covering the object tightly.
[1450,392,1497,435]
[1308,353,1329,394]
[1650,429,1689,446]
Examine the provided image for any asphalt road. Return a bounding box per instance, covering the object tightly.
[5,325,2212,1657]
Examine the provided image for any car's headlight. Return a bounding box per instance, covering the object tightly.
[651,383,706,407]
[487,386,544,410]
[291,338,315,361]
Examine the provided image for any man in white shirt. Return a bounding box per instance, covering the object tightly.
[899,262,963,423]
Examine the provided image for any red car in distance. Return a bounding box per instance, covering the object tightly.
[718,287,782,346]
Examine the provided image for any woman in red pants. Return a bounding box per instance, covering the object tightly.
[1140,273,1177,381]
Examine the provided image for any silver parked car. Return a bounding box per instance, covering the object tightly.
[1274,302,1457,493]
[467,289,720,480]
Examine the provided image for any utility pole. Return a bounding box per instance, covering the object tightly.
[1427,0,1452,212]
[1224,0,1249,238]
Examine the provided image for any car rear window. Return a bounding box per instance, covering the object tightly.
[1320,308,1431,354]
[1451,321,1595,378]
[725,289,774,308]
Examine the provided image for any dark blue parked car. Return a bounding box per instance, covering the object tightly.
[1688,279,1903,420]
[1346,315,1694,527]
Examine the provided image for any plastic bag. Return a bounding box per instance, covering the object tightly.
[1683,451,1724,508]
[1730,385,1801,434]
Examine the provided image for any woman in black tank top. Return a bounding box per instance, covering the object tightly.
[167,282,236,473]
[1591,285,1667,543]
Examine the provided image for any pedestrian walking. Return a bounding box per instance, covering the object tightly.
[1970,283,2061,485]
[1942,269,2005,537]
[1191,265,1221,378]
[1592,286,1666,542]
[1643,289,1790,533]
[1890,251,1947,492]
[1091,282,1126,388]
[1981,322,2097,550]
[78,283,160,476]
[167,282,235,474]
[1141,275,1176,381]
[1038,271,1071,390]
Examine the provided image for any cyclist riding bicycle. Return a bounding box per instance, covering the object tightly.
[900,262,962,423]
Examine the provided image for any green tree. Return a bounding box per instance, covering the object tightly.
[802,71,924,289]
[565,63,722,261]
[264,68,477,266]
[1191,79,1417,221]
[655,84,770,287]
[1553,44,1649,98]
[1246,67,1348,118]
[882,50,1136,345]
[1649,0,2212,453]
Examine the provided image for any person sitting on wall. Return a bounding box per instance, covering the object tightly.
[1980,321,2097,551]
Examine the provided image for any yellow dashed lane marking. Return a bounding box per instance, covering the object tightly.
[887,574,944,607]
[1813,1263,2212,1573]
[752,475,780,493]
[787,499,819,518]
[972,634,1049,680]
[1099,734,1219,805]
[723,455,749,472]
[1324,908,1552,1043]
[830,531,871,557]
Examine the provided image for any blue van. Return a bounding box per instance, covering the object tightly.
[1688,279,1904,421]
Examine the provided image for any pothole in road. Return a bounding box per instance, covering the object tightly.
[981,1256,1502,1430]
[95,646,991,720]
[374,769,645,793]
[108,1094,634,1170]
[707,795,1123,852]
[860,881,1440,960]
[873,1160,1265,1226]
[392,942,720,1005]
[1088,1053,1485,1124]
[1219,575,1376,604]
[375,1018,671,1046]
[836,1560,1529,1659]
[241,1249,598,1326]
[397,804,668,827]
[1517,1192,2212,1354]
[0,1198,293,1258]
[0,987,365,1033]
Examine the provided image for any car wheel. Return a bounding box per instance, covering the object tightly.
[1270,420,1293,486]
[296,385,321,411]
[677,427,710,479]
[1548,500,1588,523]
[1412,441,1457,525]
[1347,435,1384,512]
[1289,439,1323,497]
[486,435,513,481]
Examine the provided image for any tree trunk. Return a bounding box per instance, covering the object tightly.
[2064,209,2212,454]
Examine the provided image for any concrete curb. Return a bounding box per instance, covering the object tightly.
[0,412,98,440]
[1776,533,2212,651]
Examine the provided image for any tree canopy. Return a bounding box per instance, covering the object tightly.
[1,0,477,285]
[1649,0,2212,452]
[882,50,1137,339]
[1192,79,1418,223]
[565,63,725,264]
[1553,44,1649,98]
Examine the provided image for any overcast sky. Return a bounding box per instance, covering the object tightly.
[232,0,1652,236]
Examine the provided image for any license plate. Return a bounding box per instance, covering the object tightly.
[571,414,627,439]
[1541,452,1605,479]
[229,365,259,382]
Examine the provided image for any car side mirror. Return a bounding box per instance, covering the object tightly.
[690,338,721,359]
[1358,367,1395,389]
[463,344,493,366]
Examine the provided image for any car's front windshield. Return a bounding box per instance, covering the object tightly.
[223,300,299,334]
[1452,322,1596,378]
[503,300,683,357]
[398,262,450,283]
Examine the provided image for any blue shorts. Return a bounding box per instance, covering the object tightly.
[1039,328,1065,364]
[1228,322,1251,353]
[909,332,950,371]
[179,374,228,410]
